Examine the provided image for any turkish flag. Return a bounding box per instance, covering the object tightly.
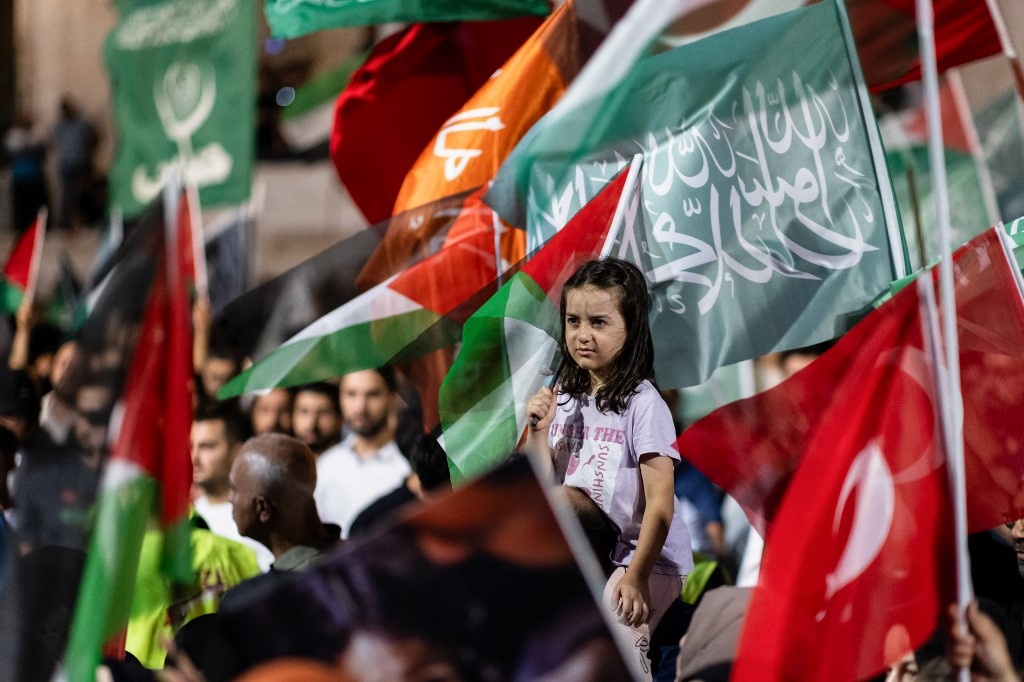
[677,227,1024,679]
[330,18,541,224]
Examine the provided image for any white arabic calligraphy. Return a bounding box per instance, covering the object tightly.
[532,67,881,317]
[132,60,231,203]
[132,144,232,203]
[433,107,505,182]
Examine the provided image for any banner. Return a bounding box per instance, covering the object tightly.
[104,0,256,216]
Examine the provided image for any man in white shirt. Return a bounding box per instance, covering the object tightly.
[191,403,274,571]
[314,367,411,538]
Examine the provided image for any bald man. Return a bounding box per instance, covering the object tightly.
[228,433,341,571]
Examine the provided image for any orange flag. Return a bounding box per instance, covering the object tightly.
[392,1,580,266]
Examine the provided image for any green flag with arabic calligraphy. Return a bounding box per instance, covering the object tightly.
[486,0,906,389]
[104,0,256,217]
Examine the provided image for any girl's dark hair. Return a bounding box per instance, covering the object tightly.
[558,258,654,413]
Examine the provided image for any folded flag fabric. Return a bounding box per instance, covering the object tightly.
[265,0,550,39]
[390,0,633,270]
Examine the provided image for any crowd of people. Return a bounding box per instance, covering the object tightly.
[0,245,1023,682]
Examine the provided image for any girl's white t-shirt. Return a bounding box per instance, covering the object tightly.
[550,380,694,575]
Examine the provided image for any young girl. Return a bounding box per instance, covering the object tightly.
[525,257,692,680]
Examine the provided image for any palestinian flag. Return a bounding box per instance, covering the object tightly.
[213,189,479,363]
[1,208,46,315]
[439,165,638,483]
[217,194,505,399]
[63,188,195,682]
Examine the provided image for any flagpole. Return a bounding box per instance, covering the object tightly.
[983,0,1024,104]
[168,128,208,302]
[164,174,182,287]
[186,183,208,302]
[491,208,504,289]
[602,154,644,259]
[916,3,972,680]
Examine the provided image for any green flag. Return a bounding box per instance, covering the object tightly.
[104,0,256,217]
[266,0,550,39]
[487,0,905,389]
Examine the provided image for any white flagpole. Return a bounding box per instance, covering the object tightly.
[163,172,182,285]
[602,154,644,259]
[166,122,208,301]
[186,185,208,301]
[916,3,971,680]
[491,206,505,289]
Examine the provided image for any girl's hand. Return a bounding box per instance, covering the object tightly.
[526,386,556,432]
[611,569,651,627]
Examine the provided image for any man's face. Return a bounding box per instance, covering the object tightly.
[340,370,394,440]
[190,419,235,496]
[1009,519,1024,577]
[292,391,340,454]
[251,389,292,435]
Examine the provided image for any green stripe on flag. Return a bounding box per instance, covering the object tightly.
[441,272,560,483]
[64,463,156,682]
[0,279,24,316]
